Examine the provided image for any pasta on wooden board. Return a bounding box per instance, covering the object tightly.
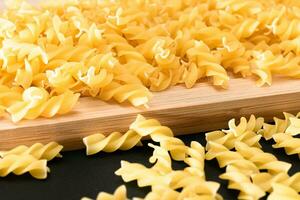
[2,0,300,121]
[6,87,80,122]
[220,165,266,200]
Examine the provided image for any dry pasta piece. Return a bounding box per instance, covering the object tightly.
[7,87,80,122]
[130,114,187,161]
[285,117,300,135]
[183,141,205,179]
[148,143,172,175]
[136,185,180,200]
[222,115,264,137]
[220,165,265,200]
[267,183,300,200]
[2,0,300,123]
[272,133,300,158]
[115,160,170,188]
[252,172,300,193]
[98,82,152,107]
[0,154,49,179]
[206,141,258,172]
[259,112,295,140]
[205,130,262,150]
[234,142,292,174]
[0,142,63,161]
[83,130,142,155]
[81,185,127,200]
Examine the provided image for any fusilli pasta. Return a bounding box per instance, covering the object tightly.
[0,142,63,161]
[0,154,49,179]
[82,185,128,200]
[2,0,300,121]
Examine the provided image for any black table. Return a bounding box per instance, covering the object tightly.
[1,134,299,200]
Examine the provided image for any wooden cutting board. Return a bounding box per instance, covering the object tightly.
[1,77,300,150]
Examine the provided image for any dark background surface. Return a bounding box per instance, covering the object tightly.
[0,133,299,200]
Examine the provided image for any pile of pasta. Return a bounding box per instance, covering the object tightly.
[1,113,300,199]
[2,0,300,122]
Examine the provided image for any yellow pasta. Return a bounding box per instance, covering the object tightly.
[130,114,187,161]
[148,143,172,175]
[1,0,300,122]
[252,172,300,193]
[222,115,264,137]
[206,141,258,171]
[7,87,80,122]
[259,112,295,140]
[0,154,49,179]
[115,160,170,188]
[183,141,205,178]
[83,130,142,155]
[272,133,300,158]
[138,185,180,200]
[267,184,300,200]
[0,142,63,161]
[82,185,127,200]
[220,165,266,200]
[205,130,262,150]
[285,116,300,135]
[235,142,292,174]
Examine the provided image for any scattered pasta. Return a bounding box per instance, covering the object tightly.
[0,142,63,161]
[81,185,128,200]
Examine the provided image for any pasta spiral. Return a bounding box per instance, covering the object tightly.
[206,141,258,171]
[6,87,80,122]
[148,143,172,175]
[222,115,264,137]
[98,82,152,107]
[252,172,300,192]
[0,154,49,179]
[259,112,294,140]
[0,85,22,110]
[140,185,180,200]
[285,116,300,135]
[83,130,142,155]
[220,165,265,200]
[0,142,63,161]
[267,183,300,200]
[115,160,170,188]
[272,133,300,158]
[234,142,292,174]
[183,141,205,179]
[82,185,127,200]
[186,40,229,88]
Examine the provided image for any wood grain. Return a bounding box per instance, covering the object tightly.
[0,78,300,150]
